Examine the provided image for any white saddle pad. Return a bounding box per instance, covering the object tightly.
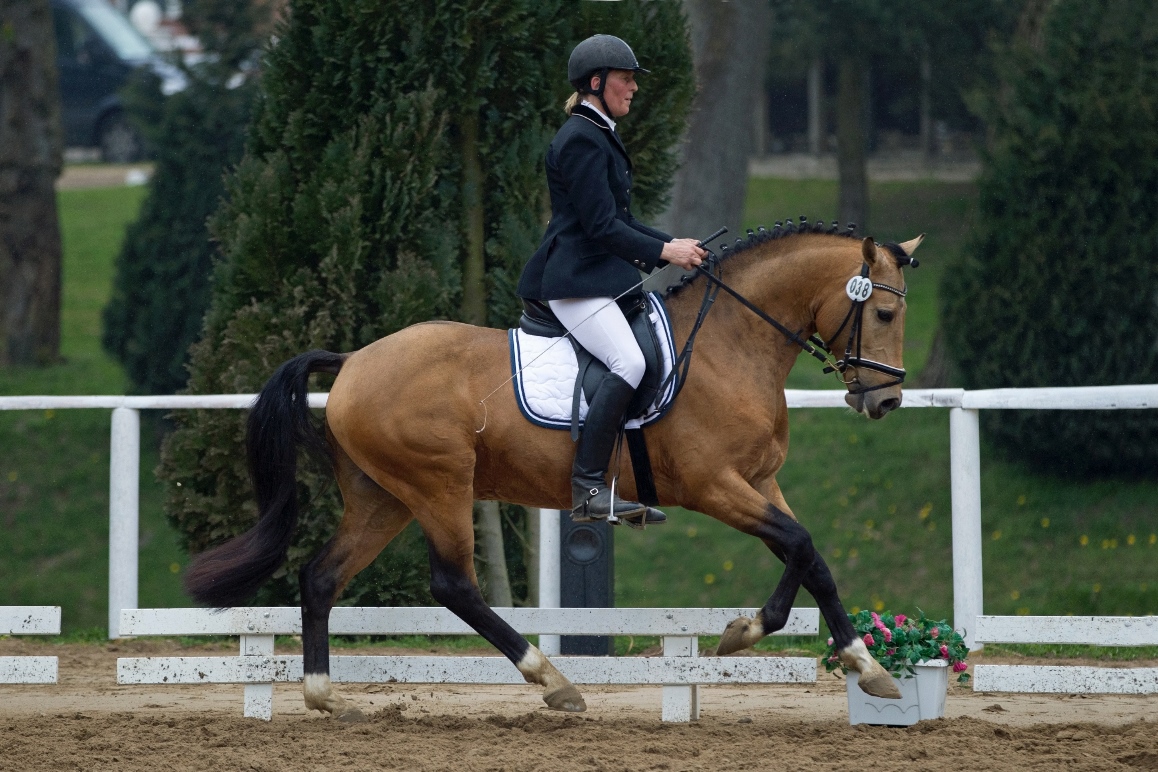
[508,292,677,430]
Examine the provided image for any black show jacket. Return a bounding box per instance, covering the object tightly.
[517,104,672,301]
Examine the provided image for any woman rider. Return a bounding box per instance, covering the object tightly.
[517,35,705,525]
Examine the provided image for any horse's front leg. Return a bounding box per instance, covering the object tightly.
[699,474,900,699]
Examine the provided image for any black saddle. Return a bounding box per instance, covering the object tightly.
[519,295,663,439]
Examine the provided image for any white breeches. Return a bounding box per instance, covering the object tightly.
[548,297,645,389]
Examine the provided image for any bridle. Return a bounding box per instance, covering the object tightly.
[818,261,909,395]
[662,239,912,400]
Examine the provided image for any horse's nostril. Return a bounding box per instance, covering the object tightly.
[879,398,900,414]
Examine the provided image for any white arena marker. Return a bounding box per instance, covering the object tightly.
[974,666,1158,695]
[0,657,58,684]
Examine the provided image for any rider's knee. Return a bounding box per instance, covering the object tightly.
[610,346,646,389]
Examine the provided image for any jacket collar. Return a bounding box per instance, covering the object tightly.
[571,103,630,163]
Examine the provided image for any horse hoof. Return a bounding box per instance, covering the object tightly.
[856,669,902,699]
[544,684,586,712]
[716,616,761,656]
[336,707,368,723]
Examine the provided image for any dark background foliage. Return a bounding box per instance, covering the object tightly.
[941,0,1158,475]
[157,0,694,607]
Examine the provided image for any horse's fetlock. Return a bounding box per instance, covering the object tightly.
[760,607,791,634]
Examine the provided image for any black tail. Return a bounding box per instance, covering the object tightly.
[184,350,345,607]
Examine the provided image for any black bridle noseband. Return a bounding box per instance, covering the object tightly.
[662,234,912,400]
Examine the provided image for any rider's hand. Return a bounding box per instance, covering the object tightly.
[661,238,706,270]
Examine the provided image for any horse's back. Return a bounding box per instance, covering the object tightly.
[324,322,510,493]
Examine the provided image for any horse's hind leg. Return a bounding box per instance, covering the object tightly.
[423,509,586,712]
[300,445,415,720]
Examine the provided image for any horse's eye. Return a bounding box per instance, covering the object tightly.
[876,308,895,323]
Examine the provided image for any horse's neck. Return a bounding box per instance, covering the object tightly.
[671,242,854,387]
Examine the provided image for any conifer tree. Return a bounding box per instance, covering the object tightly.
[161,0,693,606]
[942,0,1158,474]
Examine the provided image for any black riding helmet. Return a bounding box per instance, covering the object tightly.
[568,35,649,119]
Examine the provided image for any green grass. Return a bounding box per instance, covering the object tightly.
[3,179,1156,645]
[0,187,188,632]
[615,178,1158,631]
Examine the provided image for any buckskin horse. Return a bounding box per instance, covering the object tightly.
[185,222,924,719]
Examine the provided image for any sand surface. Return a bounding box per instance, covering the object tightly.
[1,639,1156,771]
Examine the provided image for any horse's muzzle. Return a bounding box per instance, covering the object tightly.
[845,390,902,419]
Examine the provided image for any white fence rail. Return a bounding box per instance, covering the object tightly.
[117,606,820,721]
[972,615,1158,695]
[0,607,61,684]
[2,384,1156,656]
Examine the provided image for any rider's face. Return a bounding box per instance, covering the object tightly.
[591,70,637,118]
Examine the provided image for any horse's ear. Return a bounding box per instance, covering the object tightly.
[897,234,926,256]
[861,237,878,266]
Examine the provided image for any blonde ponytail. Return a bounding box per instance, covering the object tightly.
[564,92,582,115]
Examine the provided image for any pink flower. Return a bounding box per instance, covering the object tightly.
[887,648,896,655]
[827,655,840,664]
[940,644,950,659]
[953,661,968,673]
[883,628,893,642]
[930,627,939,638]
[827,637,834,646]
[893,614,907,625]
[863,633,875,646]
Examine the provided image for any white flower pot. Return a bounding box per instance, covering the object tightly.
[846,659,949,726]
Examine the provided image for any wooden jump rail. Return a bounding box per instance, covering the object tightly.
[116,606,820,721]
[972,615,1158,694]
[0,606,61,684]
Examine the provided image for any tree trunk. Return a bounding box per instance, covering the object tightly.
[657,0,772,241]
[474,501,513,606]
[458,109,513,606]
[525,507,540,607]
[836,55,869,235]
[807,57,823,156]
[459,110,487,328]
[918,42,934,161]
[914,328,952,388]
[0,0,64,366]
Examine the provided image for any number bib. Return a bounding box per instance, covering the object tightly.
[845,275,873,302]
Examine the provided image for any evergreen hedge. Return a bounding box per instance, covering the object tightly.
[159,1,694,607]
[102,73,255,395]
[942,0,1158,475]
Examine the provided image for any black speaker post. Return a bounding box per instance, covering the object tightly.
[559,511,615,655]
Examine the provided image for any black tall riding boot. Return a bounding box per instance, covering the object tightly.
[571,372,664,526]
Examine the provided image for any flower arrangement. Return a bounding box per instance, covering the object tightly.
[823,610,971,684]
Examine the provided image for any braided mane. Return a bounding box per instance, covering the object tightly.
[663,217,860,298]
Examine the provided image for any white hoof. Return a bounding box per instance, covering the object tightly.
[303,673,354,715]
[516,646,587,712]
[716,616,765,656]
[838,639,901,699]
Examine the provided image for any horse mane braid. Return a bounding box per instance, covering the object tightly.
[663,217,859,297]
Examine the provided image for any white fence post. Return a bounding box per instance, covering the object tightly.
[109,407,140,639]
[661,635,700,721]
[241,634,275,720]
[950,407,983,650]
[538,509,561,656]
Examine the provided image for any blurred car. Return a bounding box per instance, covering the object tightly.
[52,0,186,162]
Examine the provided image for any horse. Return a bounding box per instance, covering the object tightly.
[184,223,924,719]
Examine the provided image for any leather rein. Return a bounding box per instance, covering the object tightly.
[661,245,909,400]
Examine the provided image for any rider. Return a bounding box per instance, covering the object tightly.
[517,34,705,525]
